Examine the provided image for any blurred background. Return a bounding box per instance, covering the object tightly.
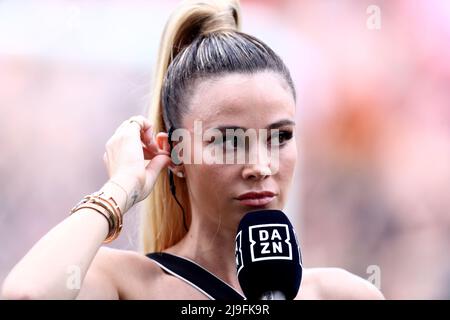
[1,0,449,299]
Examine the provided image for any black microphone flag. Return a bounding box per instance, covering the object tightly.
[235,209,302,300]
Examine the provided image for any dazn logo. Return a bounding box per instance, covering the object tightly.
[249,224,292,262]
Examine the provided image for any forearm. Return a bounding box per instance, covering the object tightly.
[1,177,138,299]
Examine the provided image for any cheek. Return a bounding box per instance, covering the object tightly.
[284,143,297,175]
[187,164,235,200]
[277,143,297,192]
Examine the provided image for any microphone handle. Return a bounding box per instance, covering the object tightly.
[260,291,286,300]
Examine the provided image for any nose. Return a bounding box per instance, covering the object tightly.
[242,164,272,181]
[241,143,274,181]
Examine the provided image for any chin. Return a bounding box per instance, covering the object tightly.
[238,202,280,213]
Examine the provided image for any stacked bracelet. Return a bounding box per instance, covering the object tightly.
[70,191,123,243]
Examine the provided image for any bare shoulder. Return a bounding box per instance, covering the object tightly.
[94,247,164,283]
[94,246,150,269]
[78,247,163,299]
[82,248,210,299]
[297,267,384,300]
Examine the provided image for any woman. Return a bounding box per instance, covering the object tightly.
[1,0,383,299]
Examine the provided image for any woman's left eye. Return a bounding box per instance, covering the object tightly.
[270,130,293,146]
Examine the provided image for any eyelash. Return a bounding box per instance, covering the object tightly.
[213,130,294,148]
[270,130,293,146]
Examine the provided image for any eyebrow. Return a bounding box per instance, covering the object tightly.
[212,119,296,132]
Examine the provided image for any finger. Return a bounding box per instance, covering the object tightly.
[145,154,172,180]
[115,117,138,134]
[128,115,151,131]
[120,117,152,142]
[135,115,152,131]
[113,115,147,135]
[143,138,160,155]
[143,146,155,160]
[141,126,153,147]
[143,145,169,160]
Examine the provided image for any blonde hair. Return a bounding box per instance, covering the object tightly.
[140,0,296,253]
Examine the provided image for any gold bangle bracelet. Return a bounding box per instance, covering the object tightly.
[91,192,123,235]
[72,203,116,240]
[70,192,123,243]
[87,198,118,234]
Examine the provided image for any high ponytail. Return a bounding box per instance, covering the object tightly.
[149,0,241,129]
[140,0,296,253]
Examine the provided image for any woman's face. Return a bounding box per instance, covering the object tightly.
[180,71,297,230]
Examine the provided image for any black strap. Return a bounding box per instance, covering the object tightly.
[146,252,245,300]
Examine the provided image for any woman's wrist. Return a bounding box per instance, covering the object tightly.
[101,174,141,213]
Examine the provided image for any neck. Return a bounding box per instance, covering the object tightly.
[165,215,241,291]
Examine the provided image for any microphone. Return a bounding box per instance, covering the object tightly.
[234,209,302,300]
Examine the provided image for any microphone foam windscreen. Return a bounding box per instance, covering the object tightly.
[235,209,302,300]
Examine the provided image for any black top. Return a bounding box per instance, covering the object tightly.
[147,252,245,300]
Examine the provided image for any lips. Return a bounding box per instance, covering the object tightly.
[236,191,277,207]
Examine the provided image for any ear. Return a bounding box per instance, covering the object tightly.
[155,132,185,177]
[155,132,170,153]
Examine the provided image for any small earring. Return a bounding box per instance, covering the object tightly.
[176,171,185,178]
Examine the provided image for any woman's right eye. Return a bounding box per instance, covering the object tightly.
[211,135,242,150]
[224,136,240,149]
